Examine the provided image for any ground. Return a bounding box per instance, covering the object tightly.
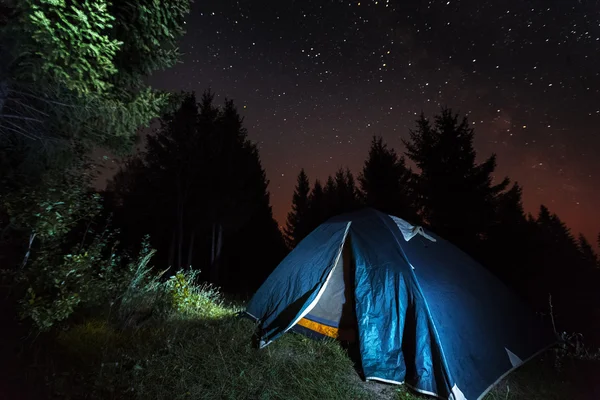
[2,281,599,400]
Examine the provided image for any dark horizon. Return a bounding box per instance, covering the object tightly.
[94,123,600,250]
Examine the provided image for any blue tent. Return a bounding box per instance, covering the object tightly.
[246,208,555,400]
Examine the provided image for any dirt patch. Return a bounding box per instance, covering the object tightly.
[347,371,399,400]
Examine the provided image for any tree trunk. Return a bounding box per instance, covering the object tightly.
[20,232,36,269]
[186,229,195,269]
[211,223,216,265]
[210,223,223,285]
[216,224,223,264]
[0,81,7,116]
[168,229,176,268]
[177,213,183,270]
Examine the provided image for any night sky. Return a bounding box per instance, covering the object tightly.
[138,0,600,245]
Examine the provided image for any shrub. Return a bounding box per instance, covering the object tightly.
[0,162,165,332]
[161,269,228,318]
[14,228,159,331]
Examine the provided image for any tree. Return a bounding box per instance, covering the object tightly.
[483,182,537,295]
[307,179,325,232]
[0,0,190,275]
[107,92,201,272]
[108,91,286,292]
[0,0,192,334]
[334,167,359,215]
[317,168,360,220]
[322,175,338,219]
[528,205,597,334]
[578,234,598,269]
[0,0,190,185]
[403,109,509,255]
[358,136,417,222]
[284,169,312,248]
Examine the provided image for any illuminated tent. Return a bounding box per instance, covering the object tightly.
[245,208,555,400]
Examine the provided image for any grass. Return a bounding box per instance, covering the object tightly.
[51,309,371,399]
[23,274,599,400]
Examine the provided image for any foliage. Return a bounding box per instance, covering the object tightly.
[0,155,160,331]
[107,90,286,292]
[358,136,418,223]
[577,234,598,267]
[8,213,159,332]
[0,0,190,185]
[5,0,190,96]
[12,0,122,96]
[17,224,119,331]
[162,269,224,318]
[284,168,312,248]
[553,332,600,369]
[403,109,510,255]
[480,182,536,295]
[0,0,188,319]
[306,179,325,231]
[333,167,360,214]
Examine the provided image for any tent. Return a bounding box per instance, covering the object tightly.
[245,208,555,400]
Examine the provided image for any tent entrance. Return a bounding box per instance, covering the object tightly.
[293,238,357,343]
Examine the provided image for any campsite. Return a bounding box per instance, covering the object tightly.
[1,0,600,399]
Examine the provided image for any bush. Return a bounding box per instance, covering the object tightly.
[553,331,600,370]
[1,156,171,332]
[14,228,158,331]
[161,269,228,318]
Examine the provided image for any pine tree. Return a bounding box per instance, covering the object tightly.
[578,234,598,268]
[108,90,285,290]
[323,175,338,219]
[530,205,593,332]
[0,0,191,185]
[307,179,325,231]
[284,169,312,248]
[403,109,509,254]
[483,182,535,293]
[334,167,359,214]
[111,92,202,270]
[359,136,417,221]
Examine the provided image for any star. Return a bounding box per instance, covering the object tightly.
[145,0,600,249]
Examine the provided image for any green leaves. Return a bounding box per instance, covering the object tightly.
[0,0,191,332]
[22,0,122,97]
[13,210,156,332]
[2,0,190,172]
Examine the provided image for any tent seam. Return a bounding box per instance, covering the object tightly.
[376,212,456,396]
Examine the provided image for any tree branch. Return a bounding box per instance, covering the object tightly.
[0,113,44,123]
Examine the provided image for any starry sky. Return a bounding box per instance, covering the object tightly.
[140,0,600,245]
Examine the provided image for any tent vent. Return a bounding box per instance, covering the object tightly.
[390,216,437,242]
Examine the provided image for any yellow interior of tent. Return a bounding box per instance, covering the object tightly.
[297,317,339,338]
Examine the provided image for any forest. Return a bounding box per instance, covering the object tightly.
[0,0,599,399]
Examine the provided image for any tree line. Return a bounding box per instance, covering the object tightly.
[285,110,600,341]
[103,91,287,293]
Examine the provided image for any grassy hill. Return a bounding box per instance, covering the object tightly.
[4,271,600,400]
